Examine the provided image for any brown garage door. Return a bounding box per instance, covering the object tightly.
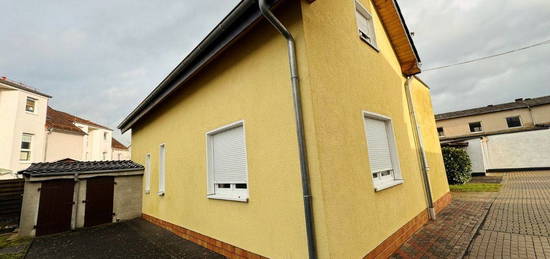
[36,180,75,236]
[84,177,114,227]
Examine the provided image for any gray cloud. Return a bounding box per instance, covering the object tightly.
[399,0,550,113]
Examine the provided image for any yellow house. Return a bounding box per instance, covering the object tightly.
[118,0,449,258]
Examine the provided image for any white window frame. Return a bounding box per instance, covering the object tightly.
[20,133,33,162]
[505,116,522,128]
[354,0,378,50]
[363,111,403,191]
[205,120,249,202]
[158,144,166,196]
[144,153,151,194]
[25,97,36,113]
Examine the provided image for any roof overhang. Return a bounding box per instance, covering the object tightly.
[372,0,421,75]
[118,0,422,132]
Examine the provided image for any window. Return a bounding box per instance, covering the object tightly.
[158,144,166,195]
[363,112,403,191]
[118,153,122,160]
[103,132,108,140]
[102,152,107,160]
[469,122,483,132]
[506,116,522,128]
[25,97,36,113]
[355,1,377,49]
[206,121,248,202]
[20,133,32,161]
[144,153,151,194]
[437,127,445,137]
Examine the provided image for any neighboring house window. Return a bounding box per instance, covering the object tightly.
[117,153,122,160]
[102,152,107,160]
[25,97,36,113]
[355,0,377,49]
[363,112,403,191]
[206,121,248,201]
[20,133,32,161]
[103,132,108,140]
[158,144,166,195]
[469,122,483,132]
[144,153,151,194]
[506,116,522,128]
[437,127,445,137]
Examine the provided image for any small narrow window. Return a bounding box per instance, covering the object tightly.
[437,127,444,137]
[355,1,377,49]
[506,116,522,128]
[25,97,36,113]
[469,122,483,132]
[103,132,108,140]
[158,144,166,195]
[207,122,248,201]
[20,133,32,161]
[363,112,403,191]
[145,153,151,194]
[102,152,107,160]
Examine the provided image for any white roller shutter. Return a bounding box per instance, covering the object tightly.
[365,118,393,173]
[212,125,247,184]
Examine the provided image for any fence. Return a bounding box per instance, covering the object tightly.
[0,179,24,229]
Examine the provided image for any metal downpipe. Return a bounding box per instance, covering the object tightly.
[404,77,436,219]
[258,1,317,258]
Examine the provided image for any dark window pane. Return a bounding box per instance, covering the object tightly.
[506,116,521,128]
[217,184,230,189]
[437,127,444,137]
[469,122,482,132]
[235,184,247,189]
[21,142,30,149]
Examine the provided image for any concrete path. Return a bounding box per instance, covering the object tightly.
[465,171,550,258]
[394,171,550,258]
[25,218,224,259]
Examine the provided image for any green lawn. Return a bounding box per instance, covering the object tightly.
[450,183,502,192]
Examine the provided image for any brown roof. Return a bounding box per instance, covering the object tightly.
[46,106,111,134]
[112,138,128,150]
[436,95,550,121]
[0,77,52,98]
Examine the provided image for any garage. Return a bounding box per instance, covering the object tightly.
[18,160,144,237]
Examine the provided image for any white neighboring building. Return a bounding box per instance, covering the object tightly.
[0,76,130,180]
[45,106,130,162]
[0,77,51,179]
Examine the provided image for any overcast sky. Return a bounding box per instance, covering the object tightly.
[1,0,549,144]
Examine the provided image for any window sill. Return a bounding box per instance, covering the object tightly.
[374,179,404,192]
[19,161,32,164]
[157,191,165,197]
[25,111,37,115]
[145,190,150,195]
[359,36,379,52]
[207,194,248,203]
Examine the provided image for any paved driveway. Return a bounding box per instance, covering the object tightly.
[465,171,550,258]
[26,218,224,259]
[394,171,550,258]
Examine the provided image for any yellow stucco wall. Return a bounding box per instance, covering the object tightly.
[131,2,311,258]
[410,78,449,201]
[299,0,448,257]
[130,0,449,258]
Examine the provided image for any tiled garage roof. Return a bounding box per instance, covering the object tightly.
[19,160,143,177]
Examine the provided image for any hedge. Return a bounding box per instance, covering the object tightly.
[442,147,472,184]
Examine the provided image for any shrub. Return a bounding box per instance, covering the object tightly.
[442,147,472,184]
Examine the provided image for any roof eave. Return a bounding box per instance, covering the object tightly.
[118,0,278,133]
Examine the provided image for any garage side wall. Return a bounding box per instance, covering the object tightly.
[484,129,550,170]
[19,180,41,237]
[114,175,142,221]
